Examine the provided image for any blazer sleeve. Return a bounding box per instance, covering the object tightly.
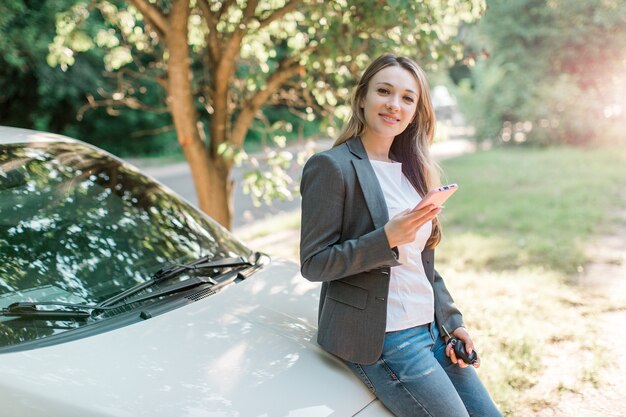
[433,268,465,336]
[299,153,399,282]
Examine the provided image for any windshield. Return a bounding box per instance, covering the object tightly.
[0,140,252,348]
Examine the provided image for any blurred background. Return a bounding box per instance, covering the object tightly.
[1,0,625,415]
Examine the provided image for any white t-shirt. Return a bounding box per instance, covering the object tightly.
[370,160,435,332]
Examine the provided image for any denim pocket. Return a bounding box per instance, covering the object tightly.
[429,321,440,349]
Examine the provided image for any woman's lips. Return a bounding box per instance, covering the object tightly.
[380,113,400,124]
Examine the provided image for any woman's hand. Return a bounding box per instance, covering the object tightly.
[384,205,440,248]
[445,327,481,369]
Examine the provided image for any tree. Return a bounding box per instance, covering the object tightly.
[49,0,483,228]
[452,0,626,145]
[0,0,176,155]
[0,0,100,133]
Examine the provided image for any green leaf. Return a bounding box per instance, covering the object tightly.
[103,46,132,70]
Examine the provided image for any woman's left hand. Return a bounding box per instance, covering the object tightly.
[445,327,481,369]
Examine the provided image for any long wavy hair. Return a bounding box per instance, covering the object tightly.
[334,53,443,248]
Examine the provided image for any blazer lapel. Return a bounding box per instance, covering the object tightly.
[347,138,389,230]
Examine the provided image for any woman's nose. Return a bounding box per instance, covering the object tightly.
[386,96,400,111]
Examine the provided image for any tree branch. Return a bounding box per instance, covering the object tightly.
[197,0,221,62]
[130,124,176,138]
[223,0,257,57]
[166,0,200,147]
[213,0,260,109]
[242,0,259,22]
[127,0,168,39]
[257,0,303,29]
[77,94,169,121]
[230,58,303,147]
[217,0,237,20]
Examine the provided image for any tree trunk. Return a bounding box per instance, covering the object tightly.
[135,0,304,230]
[165,0,233,228]
[182,140,233,228]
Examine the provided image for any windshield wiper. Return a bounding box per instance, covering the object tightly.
[1,254,262,320]
[97,255,254,308]
[0,301,94,319]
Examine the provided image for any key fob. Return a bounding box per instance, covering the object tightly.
[449,338,478,364]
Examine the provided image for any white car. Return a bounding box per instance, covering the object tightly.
[0,126,392,417]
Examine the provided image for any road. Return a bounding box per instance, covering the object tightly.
[128,138,476,229]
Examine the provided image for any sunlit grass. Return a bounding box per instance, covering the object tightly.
[441,267,606,415]
[437,146,626,274]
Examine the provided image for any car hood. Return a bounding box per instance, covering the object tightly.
[0,260,379,417]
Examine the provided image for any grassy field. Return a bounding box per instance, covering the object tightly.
[437,146,626,274]
[238,145,626,416]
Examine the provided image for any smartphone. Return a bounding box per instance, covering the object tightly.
[413,183,459,211]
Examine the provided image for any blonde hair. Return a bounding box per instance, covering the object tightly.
[335,53,443,248]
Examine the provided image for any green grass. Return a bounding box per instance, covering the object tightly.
[437,146,626,274]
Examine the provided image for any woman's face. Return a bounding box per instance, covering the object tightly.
[360,65,419,143]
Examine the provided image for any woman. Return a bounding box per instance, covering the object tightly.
[299,54,502,417]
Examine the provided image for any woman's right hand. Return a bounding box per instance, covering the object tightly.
[384,205,441,248]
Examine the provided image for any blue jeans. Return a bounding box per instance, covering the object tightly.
[344,323,502,417]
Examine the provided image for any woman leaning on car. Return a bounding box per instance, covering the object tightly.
[299,53,502,417]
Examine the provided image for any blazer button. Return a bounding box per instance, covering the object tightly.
[381,270,389,275]
[375,297,386,301]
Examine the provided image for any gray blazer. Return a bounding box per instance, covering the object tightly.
[300,137,464,365]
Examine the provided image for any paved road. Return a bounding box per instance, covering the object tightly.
[128,138,475,229]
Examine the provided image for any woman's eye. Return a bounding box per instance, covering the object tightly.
[377,88,390,94]
[404,96,415,103]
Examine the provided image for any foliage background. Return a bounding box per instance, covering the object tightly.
[0,0,178,156]
[451,0,626,146]
[3,0,625,154]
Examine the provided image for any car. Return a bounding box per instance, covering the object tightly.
[0,126,393,417]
